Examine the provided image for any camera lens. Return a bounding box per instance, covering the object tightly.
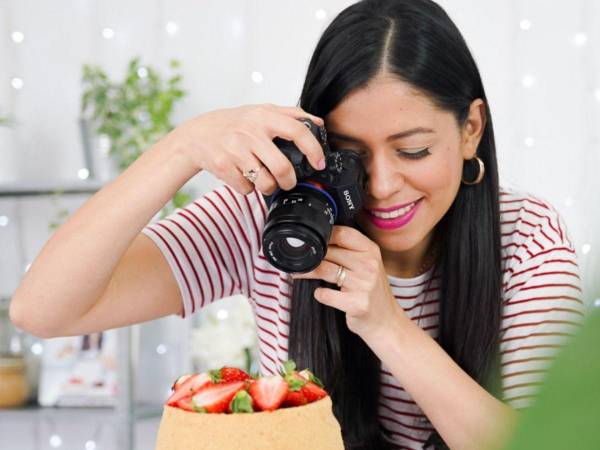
[262,183,337,273]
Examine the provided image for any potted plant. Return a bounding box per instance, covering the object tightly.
[80,57,191,216]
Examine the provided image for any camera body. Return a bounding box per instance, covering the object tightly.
[262,119,367,273]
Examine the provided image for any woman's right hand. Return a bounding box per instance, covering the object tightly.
[167,103,327,195]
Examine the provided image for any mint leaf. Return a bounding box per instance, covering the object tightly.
[282,360,296,375]
[230,390,254,413]
[209,369,221,384]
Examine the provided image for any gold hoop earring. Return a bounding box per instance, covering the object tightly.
[461,156,485,185]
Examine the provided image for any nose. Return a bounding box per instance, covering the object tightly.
[365,155,403,200]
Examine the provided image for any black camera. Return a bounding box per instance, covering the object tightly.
[261,118,367,273]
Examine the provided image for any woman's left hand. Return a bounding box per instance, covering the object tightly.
[291,225,403,344]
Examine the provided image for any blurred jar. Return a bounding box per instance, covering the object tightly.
[0,297,30,407]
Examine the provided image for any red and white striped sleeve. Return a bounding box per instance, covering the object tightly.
[142,184,266,319]
[499,199,585,409]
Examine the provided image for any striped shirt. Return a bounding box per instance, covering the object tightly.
[143,184,584,450]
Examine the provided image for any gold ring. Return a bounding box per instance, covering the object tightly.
[335,264,347,288]
[242,167,261,184]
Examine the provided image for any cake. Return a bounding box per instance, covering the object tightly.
[155,361,344,450]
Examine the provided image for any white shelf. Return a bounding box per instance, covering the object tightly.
[0,180,105,197]
[0,402,162,422]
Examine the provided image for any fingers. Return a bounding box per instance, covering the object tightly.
[246,133,297,191]
[267,104,325,127]
[234,146,279,195]
[291,259,356,291]
[329,226,375,253]
[262,110,326,172]
[312,287,349,312]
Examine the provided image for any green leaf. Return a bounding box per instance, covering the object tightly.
[192,405,207,413]
[285,376,306,392]
[502,308,600,450]
[230,390,254,413]
[208,369,221,384]
[281,360,296,375]
[308,373,325,389]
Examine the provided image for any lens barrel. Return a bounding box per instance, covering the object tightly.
[262,183,336,273]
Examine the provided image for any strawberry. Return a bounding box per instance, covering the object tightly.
[171,374,192,391]
[165,372,211,406]
[283,389,308,407]
[301,381,327,403]
[192,381,246,413]
[298,369,325,389]
[176,396,195,412]
[210,366,252,384]
[248,375,288,411]
[282,373,326,407]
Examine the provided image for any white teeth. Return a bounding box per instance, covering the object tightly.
[370,202,416,219]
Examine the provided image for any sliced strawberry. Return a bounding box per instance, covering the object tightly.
[171,374,192,391]
[175,396,196,412]
[283,389,307,407]
[165,372,211,406]
[248,375,288,411]
[301,381,327,403]
[192,381,246,413]
[210,367,251,383]
[299,369,325,389]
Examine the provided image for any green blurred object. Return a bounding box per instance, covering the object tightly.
[81,57,191,217]
[502,305,600,450]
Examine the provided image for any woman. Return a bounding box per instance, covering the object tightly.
[11,0,584,449]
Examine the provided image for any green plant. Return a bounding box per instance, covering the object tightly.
[501,302,600,450]
[81,57,191,216]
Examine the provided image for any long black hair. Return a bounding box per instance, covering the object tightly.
[288,1,503,448]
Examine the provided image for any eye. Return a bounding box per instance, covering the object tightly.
[397,148,431,160]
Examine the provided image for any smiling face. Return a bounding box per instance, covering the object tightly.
[325,74,485,277]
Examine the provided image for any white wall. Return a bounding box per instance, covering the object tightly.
[2,0,598,299]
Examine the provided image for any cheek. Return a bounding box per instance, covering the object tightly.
[409,151,463,193]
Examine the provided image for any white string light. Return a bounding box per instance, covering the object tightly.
[251,71,263,83]
[521,74,535,88]
[137,67,148,78]
[77,168,90,180]
[49,435,62,448]
[519,19,532,30]
[156,344,167,355]
[572,32,587,47]
[165,21,179,35]
[11,77,24,89]
[564,197,574,207]
[217,309,229,320]
[581,244,591,255]
[524,137,535,147]
[11,31,24,43]
[0,215,9,227]
[594,89,600,103]
[30,343,44,355]
[101,27,115,40]
[85,441,97,450]
[315,9,327,21]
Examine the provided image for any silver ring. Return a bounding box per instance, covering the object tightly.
[242,167,262,184]
[335,264,347,288]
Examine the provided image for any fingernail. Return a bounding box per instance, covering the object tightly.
[317,158,326,170]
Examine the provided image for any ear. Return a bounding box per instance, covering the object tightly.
[461,98,487,160]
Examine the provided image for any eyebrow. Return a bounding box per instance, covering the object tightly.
[327,127,435,144]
